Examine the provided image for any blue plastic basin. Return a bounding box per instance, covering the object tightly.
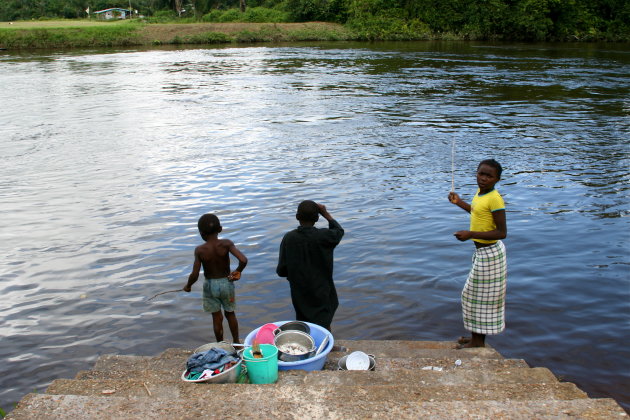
[244,320,334,371]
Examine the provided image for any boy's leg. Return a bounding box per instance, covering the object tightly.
[203,279,224,342]
[224,311,240,344]
[211,311,224,342]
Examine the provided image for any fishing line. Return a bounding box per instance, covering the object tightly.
[451,139,455,192]
[147,288,183,302]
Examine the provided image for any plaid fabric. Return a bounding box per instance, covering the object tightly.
[461,241,507,335]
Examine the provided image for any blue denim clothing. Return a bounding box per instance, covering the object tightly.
[186,348,239,373]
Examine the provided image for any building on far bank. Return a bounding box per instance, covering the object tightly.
[93,8,131,20]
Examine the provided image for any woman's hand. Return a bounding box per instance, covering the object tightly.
[454,230,472,241]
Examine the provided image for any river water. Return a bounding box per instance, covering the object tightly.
[1,41,628,412]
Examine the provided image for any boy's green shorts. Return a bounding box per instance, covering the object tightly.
[202,277,236,313]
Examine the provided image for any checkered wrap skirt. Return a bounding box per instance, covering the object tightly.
[461,240,507,335]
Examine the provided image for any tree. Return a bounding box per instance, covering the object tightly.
[173,0,183,15]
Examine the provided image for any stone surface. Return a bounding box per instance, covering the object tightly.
[5,340,628,419]
[8,394,626,420]
[46,379,588,402]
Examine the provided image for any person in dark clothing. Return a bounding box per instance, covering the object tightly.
[276,201,344,332]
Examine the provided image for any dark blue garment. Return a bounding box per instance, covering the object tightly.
[186,348,239,373]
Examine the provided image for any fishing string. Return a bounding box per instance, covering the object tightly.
[451,139,455,192]
[147,288,183,301]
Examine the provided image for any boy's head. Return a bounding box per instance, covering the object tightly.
[198,213,222,240]
[296,200,319,225]
[478,159,502,179]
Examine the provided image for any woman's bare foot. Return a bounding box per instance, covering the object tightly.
[455,341,484,349]
[455,333,485,349]
[457,336,471,345]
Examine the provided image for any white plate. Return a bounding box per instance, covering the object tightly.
[346,351,370,370]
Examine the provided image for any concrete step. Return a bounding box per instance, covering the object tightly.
[92,354,185,373]
[91,352,526,375]
[92,341,502,371]
[89,341,509,373]
[278,366,561,386]
[335,339,504,359]
[323,355,529,370]
[75,365,560,387]
[46,378,588,402]
[161,340,501,360]
[7,393,626,420]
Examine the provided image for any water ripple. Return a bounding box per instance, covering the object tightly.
[0,42,629,412]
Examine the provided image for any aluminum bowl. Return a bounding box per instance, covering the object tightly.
[338,354,376,371]
[193,341,236,354]
[273,321,311,336]
[181,358,242,383]
[274,330,316,362]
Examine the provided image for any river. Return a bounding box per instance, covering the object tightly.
[0,41,628,413]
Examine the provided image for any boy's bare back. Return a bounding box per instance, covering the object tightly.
[184,213,248,293]
[196,238,234,279]
[183,213,248,343]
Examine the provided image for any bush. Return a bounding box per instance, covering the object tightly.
[506,0,555,41]
[201,10,224,21]
[286,0,347,22]
[217,8,242,21]
[243,7,290,22]
[347,16,432,40]
[145,9,177,23]
[202,7,290,22]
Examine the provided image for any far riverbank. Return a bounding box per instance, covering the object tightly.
[1,21,350,49]
[2,19,627,50]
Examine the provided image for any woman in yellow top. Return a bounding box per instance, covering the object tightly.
[448,159,507,349]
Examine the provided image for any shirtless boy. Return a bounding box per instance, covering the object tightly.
[184,213,248,344]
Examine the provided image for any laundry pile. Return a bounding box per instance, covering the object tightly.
[184,347,240,381]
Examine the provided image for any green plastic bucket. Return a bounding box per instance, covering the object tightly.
[242,344,278,384]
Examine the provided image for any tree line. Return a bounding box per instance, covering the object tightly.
[1,0,628,41]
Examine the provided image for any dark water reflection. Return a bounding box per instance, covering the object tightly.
[0,41,628,412]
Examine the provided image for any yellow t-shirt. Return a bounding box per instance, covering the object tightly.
[470,188,505,244]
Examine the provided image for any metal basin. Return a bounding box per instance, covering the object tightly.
[273,321,310,336]
[274,330,316,362]
[338,354,376,371]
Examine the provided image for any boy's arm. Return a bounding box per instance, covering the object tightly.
[318,203,344,244]
[183,248,202,292]
[318,203,334,222]
[454,209,507,242]
[276,236,288,278]
[448,192,471,213]
[227,241,247,281]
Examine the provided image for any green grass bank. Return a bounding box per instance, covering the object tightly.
[0,20,355,49]
[1,17,628,50]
